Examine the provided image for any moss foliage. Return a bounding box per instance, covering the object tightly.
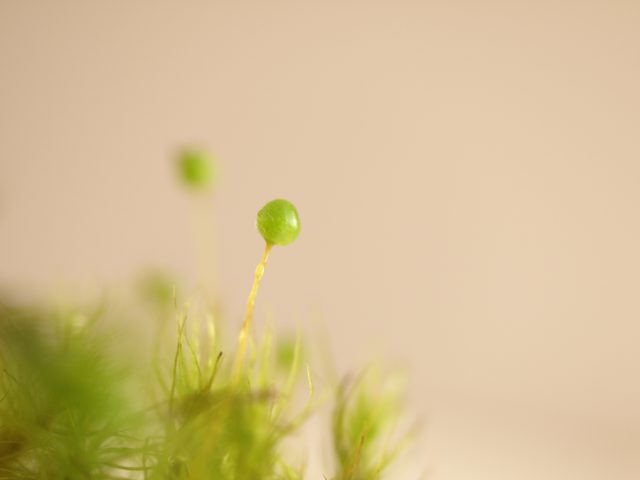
[0,297,409,479]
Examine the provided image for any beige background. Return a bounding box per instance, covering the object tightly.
[1,1,639,478]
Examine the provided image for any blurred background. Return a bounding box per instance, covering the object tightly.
[1,1,639,478]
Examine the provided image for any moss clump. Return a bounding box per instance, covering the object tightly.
[0,159,413,479]
[0,296,410,479]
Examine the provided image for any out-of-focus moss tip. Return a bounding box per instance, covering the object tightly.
[176,148,216,189]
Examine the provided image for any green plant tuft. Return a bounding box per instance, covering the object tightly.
[0,158,413,479]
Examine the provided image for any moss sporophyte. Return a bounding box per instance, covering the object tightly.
[232,199,301,382]
[177,148,216,189]
[257,199,301,247]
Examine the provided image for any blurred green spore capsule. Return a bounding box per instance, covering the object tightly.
[177,148,215,189]
[257,199,301,246]
[138,270,176,309]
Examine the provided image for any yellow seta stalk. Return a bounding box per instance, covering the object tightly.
[232,241,272,382]
[231,198,301,384]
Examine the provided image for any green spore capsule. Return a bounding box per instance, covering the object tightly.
[177,148,216,188]
[257,199,301,246]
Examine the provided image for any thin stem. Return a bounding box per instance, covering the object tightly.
[169,313,185,414]
[190,195,218,304]
[232,242,272,383]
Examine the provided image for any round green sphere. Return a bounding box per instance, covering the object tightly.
[177,149,215,188]
[257,199,301,246]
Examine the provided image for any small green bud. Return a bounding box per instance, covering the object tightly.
[138,270,176,308]
[257,199,301,246]
[276,336,298,370]
[177,148,215,189]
